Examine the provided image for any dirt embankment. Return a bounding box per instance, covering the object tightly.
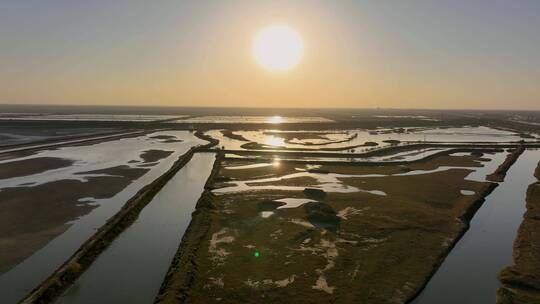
[486,146,525,182]
[19,131,218,304]
[194,130,219,147]
[497,162,540,304]
[154,151,507,304]
[154,153,223,304]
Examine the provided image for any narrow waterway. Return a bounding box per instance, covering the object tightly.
[56,153,215,304]
[0,132,204,304]
[412,149,540,303]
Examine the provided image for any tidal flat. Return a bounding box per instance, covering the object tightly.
[1,108,540,304]
[156,150,507,303]
[0,131,206,303]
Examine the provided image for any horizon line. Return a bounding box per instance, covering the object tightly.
[0,103,539,112]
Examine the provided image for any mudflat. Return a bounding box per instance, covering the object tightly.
[0,157,74,180]
[156,152,500,303]
[0,167,148,274]
[140,149,175,163]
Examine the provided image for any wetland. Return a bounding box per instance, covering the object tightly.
[1,107,539,304]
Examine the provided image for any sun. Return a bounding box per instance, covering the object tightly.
[252,25,304,71]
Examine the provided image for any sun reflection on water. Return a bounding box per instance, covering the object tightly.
[268,116,284,124]
[264,135,285,147]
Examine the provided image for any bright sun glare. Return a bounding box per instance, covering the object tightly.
[268,115,284,124]
[252,25,304,71]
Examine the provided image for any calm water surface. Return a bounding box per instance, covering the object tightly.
[412,149,540,304]
[0,132,204,304]
[56,153,215,304]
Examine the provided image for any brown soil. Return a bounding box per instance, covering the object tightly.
[140,149,174,163]
[0,150,38,161]
[155,153,502,304]
[76,165,149,178]
[0,167,148,275]
[150,135,177,140]
[150,135,183,143]
[0,157,74,180]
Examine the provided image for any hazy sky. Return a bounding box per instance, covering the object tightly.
[1,0,539,109]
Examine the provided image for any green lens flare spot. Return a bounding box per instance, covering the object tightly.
[254,251,260,257]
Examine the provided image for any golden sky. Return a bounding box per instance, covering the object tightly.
[0,1,539,109]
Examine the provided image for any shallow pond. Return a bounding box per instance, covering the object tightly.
[224,148,452,163]
[169,115,333,124]
[208,126,527,154]
[0,131,199,189]
[212,171,388,195]
[55,153,215,304]
[0,130,141,155]
[412,149,540,304]
[213,152,505,196]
